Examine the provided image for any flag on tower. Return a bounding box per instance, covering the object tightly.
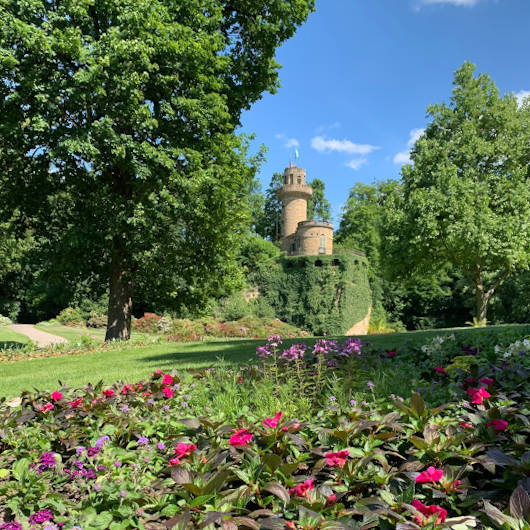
[295,149,299,159]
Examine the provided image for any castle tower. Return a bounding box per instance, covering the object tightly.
[278,163,312,252]
[278,163,333,255]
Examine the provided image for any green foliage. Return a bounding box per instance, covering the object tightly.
[0,314,13,326]
[254,172,284,241]
[307,178,331,221]
[56,307,85,327]
[386,62,530,322]
[0,0,315,339]
[256,254,372,335]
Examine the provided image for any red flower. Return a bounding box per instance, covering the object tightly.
[289,478,314,498]
[162,387,174,399]
[387,351,396,358]
[325,450,349,468]
[487,419,508,434]
[162,374,172,386]
[415,466,443,484]
[41,402,54,412]
[465,377,476,384]
[69,398,83,409]
[467,386,490,404]
[102,389,115,398]
[460,421,473,429]
[262,411,282,429]
[479,377,494,386]
[286,522,296,529]
[229,429,253,447]
[237,377,244,383]
[435,366,447,375]
[169,442,197,466]
[120,384,133,395]
[411,499,447,526]
[51,392,63,402]
[327,493,337,505]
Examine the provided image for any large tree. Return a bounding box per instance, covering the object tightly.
[387,62,530,323]
[254,172,283,241]
[0,0,314,340]
[307,178,331,221]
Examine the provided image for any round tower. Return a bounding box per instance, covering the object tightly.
[278,163,312,251]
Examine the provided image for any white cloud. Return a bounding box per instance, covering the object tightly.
[275,133,299,149]
[420,0,480,6]
[315,121,341,133]
[393,128,425,165]
[311,136,379,155]
[515,90,530,107]
[345,158,368,171]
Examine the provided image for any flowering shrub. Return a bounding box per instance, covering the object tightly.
[0,332,529,528]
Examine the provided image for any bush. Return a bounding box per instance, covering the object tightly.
[56,307,84,327]
[0,314,13,326]
[213,292,252,321]
[132,312,162,333]
[86,311,107,329]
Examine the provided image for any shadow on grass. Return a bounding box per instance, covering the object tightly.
[0,341,26,349]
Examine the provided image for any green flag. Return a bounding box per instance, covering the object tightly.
[295,149,299,159]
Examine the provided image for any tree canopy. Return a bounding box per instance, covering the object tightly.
[0,0,314,339]
[386,62,530,322]
[307,178,331,221]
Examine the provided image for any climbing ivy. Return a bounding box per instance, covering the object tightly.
[255,254,372,335]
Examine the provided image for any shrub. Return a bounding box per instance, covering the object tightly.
[86,311,107,328]
[56,307,84,326]
[132,312,162,333]
[0,314,13,326]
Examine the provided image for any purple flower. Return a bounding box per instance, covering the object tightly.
[367,381,374,389]
[76,446,86,455]
[147,398,154,404]
[30,452,57,475]
[114,461,121,467]
[120,490,127,498]
[397,396,404,402]
[29,510,54,525]
[121,405,129,413]
[329,396,336,402]
[43,525,59,530]
[95,435,110,448]
[163,405,170,411]
[97,465,105,471]
[0,523,23,530]
[349,399,356,406]
[157,442,166,451]
[182,401,188,408]
[173,384,180,390]
[94,483,102,491]
[390,394,396,399]
[137,436,149,446]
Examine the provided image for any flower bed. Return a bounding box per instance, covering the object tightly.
[0,335,529,528]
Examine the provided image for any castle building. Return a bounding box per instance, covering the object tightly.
[278,163,333,255]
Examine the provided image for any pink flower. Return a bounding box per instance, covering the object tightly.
[51,392,63,402]
[289,478,314,498]
[102,389,114,398]
[169,457,181,466]
[155,369,162,375]
[479,377,494,386]
[465,377,476,384]
[229,429,253,447]
[411,499,448,526]
[327,493,337,505]
[162,374,173,386]
[162,387,174,399]
[415,466,443,484]
[467,386,490,404]
[175,442,197,457]
[325,450,349,468]
[460,421,473,429]
[435,366,447,375]
[120,384,133,395]
[262,411,282,429]
[487,419,508,434]
[69,398,83,409]
[41,402,54,412]
[387,351,396,358]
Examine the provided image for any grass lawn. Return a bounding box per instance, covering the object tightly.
[34,323,108,342]
[0,327,30,349]
[1,323,528,398]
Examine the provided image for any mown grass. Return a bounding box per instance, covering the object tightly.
[1,323,528,399]
[34,323,107,342]
[0,327,30,348]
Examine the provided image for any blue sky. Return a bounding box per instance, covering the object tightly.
[239,0,530,222]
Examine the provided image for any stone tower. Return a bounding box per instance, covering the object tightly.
[278,163,333,255]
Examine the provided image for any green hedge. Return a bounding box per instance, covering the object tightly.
[255,253,372,335]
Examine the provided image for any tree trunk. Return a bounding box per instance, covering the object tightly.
[105,241,134,341]
[475,286,490,324]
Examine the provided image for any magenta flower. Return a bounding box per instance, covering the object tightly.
[51,392,63,402]
[289,478,314,498]
[487,419,508,434]
[41,402,54,412]
[325,450,349,468]
[162,373,173,386]
[411,500,447,526]
[415,466,443,484]
[229,428,252,447]
[479,377,494,385]
[102,388,115,398]
[0,523,23,530]
[163,387,174,399]
[262,411,282,429]
[466,386,490,404]
[29,510,54,525]
[435,366,447,375]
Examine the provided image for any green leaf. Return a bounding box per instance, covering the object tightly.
[410,393,425,417]
[263,483,290,504]
[12,458,30,481]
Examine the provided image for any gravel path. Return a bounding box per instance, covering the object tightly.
[8,324,69,347]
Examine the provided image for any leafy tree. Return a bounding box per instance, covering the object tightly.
[307,178,331,221]
[254,172,283,241]
[0,0,314,340]
[387,62,530,323]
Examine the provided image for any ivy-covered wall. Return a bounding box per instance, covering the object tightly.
[255,254,372,336]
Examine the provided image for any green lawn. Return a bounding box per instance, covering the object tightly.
[0,327,30,349]
[1,323,528,398]
[34,323,108,342]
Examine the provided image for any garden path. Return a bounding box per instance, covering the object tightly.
[8,324,68,347]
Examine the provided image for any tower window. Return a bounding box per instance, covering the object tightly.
[318,236,326,254]
[290,174,293,184]
[297,176,301,184]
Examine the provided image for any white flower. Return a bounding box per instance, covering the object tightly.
[523,339,529,347]
[515,340,521,347]
[503,352,511,358]
[494,345,500,353]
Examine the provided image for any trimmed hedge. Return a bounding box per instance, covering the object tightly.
[255,253,372,335]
